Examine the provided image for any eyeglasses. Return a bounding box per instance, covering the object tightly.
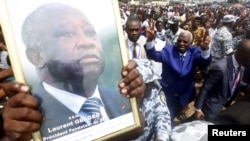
[177,39,189,44]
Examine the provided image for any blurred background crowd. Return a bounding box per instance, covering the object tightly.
[118,0,250,125]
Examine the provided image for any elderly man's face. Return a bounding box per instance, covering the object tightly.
[176,32,192,53]
[42,11,105,80]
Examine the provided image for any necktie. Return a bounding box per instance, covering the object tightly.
[180,54,185,65]
[81,97,102,124]
[231,66,241,94]
[132,43,137,59]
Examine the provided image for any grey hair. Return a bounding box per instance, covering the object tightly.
[21,3,83,49]
[181,30,193,43]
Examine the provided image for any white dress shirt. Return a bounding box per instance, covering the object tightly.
[43,82,109,122]
[128,37,144,59]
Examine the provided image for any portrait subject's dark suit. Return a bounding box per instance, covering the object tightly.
[145,44,212,120]
[195,55,246,119]
[33,83,131,140]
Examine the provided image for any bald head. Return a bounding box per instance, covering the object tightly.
[237,39,250,52]
[235,39,250,67]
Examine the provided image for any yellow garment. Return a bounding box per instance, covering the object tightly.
[192,26,205,47]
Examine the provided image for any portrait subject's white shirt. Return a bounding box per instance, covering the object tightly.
[43,82,109,121]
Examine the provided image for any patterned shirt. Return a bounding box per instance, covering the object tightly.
[156,29,166,41]
[135,83,171,141]
[192,26,205,47]
[164,27,185,45]
[210,26,234,63]
[133,59,171,141]
[232,34,245,50]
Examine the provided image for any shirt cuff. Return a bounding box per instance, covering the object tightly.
[201,47,210,59]
[225,48,234,55]
[195,108,202,112]
[145,41,154,50]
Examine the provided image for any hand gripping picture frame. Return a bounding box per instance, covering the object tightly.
[0,0,141,140]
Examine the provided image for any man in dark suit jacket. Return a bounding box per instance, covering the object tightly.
[144,29,212,126]
[195,39,250,121]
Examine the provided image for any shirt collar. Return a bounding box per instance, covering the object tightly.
[43,82,103,114]
[232,54,240,69]
[179,52,187,57]
[128,39,138,48]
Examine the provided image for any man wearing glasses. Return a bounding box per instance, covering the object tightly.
[144,30,212,127]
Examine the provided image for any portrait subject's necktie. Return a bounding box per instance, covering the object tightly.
[81,97,102,124]
[231,66,241,95]
[132,42,137,59]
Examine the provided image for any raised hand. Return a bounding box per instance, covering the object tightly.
[200,32,210,51]
[145,20,155,42]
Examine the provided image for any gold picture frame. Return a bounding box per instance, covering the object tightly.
[0,0,141,140]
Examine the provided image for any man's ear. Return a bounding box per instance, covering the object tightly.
[25,48,45,68]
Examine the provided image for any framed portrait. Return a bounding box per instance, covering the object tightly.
[0,0,141,140]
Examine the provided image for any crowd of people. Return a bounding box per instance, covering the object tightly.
[121,1,250,140]
[0,1,249,141]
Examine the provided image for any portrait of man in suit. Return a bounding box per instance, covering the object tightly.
[20,2,133,140]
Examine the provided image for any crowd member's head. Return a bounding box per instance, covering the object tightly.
[200,14,209,27]
[125,15,142,43]
[155,20,164,32]
[22,3,105,97]
[242,18,250,29]
[204,17,214,30]
[217,19,223,29]
[237,18,250,36]
[235,39,250,68]
[192,16,201,29]
[222,14,235,29]
[168,16,180,32]
[176,31,193,54]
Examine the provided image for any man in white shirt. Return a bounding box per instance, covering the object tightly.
[125,15,147,59]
